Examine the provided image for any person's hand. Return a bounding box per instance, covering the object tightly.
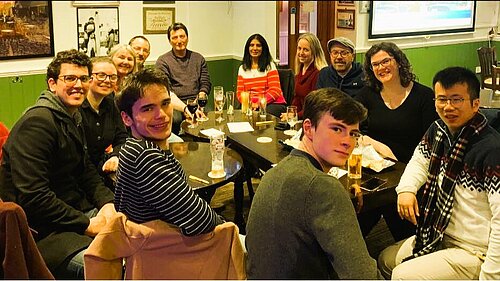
[350,184,364,213]
[98,203,117,222]
[102,156,119,173]
[85,215,107,237]
[195,108,206,119]
[280,112,287,122]
[397,192,419,225]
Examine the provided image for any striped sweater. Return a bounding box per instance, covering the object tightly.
[236,63,286,105]
[115,138,222,236]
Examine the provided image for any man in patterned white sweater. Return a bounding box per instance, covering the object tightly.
[378,67,500,279]
[114,68,222,236]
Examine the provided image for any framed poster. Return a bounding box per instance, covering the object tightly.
[143,7,174,34]
[338,1,355,6]
[77,7,119,57]
[0,1,54,60]
[337,9,355,29]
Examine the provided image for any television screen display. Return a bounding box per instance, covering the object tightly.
[369,1,476,39]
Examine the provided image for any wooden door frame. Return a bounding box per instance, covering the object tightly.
[278,1,336,71]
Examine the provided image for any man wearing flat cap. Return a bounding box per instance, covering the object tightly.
[316,37,364,97]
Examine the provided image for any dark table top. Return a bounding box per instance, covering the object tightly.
[169,142,243,191]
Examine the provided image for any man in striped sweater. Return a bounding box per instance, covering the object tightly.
[114,68,223,236]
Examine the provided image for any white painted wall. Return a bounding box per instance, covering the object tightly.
[1,0,498,76]
[0,0,277,76]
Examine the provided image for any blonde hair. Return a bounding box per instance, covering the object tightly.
[294,33,327,74]
[108,44,137,75]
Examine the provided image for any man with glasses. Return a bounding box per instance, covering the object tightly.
[80,56,128,190]
[0,49,115,279]
[378,67,500,279]
[129,35,150,71]
[316,37,364,97]
[246,88,380,279]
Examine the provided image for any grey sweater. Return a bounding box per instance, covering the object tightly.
[155,49,212,100]
[246,149,380,279]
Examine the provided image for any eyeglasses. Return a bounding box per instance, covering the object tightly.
[330,50,351,58]
[370,57,393,70]
[92,72,119,82]
[58,75,92,85]
[434,97,469,108]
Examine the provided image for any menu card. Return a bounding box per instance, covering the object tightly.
[226,122,254,133]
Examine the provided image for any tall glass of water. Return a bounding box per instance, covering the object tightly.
[284,105,298,136]
[214,86,225,122]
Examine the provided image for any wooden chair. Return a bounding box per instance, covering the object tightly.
[477,46,499,90]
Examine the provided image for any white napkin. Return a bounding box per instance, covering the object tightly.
[283,128,302,148]
[226,122,254,133]
[200,128,225,137]
[328,167,348,179]
[361,145,395,172]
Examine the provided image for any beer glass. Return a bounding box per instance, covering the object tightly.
[214,87,225,122]
[226,91,235,115]
[197,92,209,121]
[186,98,198,129]
[258,93,267,117]
[208,133,226,178]
[240,91,251,116]
[348,141,363,179]
[284,106,298,136]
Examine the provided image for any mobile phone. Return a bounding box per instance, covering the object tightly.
[274,121,289,131]
[360,177,387,192]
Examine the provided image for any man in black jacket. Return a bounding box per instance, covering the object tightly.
[316,37,364,97]
[0,49,115,279]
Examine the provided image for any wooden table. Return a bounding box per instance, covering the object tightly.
[170,142,244,204]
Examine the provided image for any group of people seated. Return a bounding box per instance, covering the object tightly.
[0,20,499,280]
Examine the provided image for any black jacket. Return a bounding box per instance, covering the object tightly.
[316,61,365,97]
[0,90,114,271]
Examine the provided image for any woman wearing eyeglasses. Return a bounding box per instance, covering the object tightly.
[355,42,438,242]
[80,56,128,190]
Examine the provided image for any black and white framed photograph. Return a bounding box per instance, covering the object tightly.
[0,1,54,60]
[77,7,119,57]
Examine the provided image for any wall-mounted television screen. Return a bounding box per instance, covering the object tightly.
[369,1,476,39]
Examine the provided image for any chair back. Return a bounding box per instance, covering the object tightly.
[480,108,500,132]
[277,68,295,106]
[0,122,9,162]
[477,46,497,89]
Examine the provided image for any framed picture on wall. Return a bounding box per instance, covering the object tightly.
[77,7,119,57]
[143,7,175,34]
[337,9,355,29]
[0,1,55,60]
[337,1,355,6]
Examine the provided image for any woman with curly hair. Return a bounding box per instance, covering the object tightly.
[355,42,438,242]
[236,34,287,117]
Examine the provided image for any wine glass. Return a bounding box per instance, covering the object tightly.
[214,88,225,122]
[284,105,298,136]
[186,98,198,129]
[197,92,208,121]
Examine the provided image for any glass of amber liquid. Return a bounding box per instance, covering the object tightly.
[348,141,362,179]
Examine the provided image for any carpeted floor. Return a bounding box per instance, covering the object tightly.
[209,179,396,259]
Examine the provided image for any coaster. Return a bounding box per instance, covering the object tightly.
[256,137,272,143]
[208,171,226,179]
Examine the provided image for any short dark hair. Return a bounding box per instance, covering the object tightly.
[46,49,92,83]
[303,88,367,127]
[91,56,114,66]
[115,68,171,117]
[241,33,273,72]
[432,66,480,101]
[363,42,416,92]
[167,22,188,41]
[128,35,150,48]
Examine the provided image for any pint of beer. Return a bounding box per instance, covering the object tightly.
[240,91,250,115]
[209,132,226,178]
[348,144,362,179]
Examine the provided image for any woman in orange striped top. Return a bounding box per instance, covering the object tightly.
[236,34,286,117]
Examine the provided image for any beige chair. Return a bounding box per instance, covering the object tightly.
[84,212,246,280]
[477,46,499,90]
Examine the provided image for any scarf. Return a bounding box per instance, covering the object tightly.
[404,113,488,261]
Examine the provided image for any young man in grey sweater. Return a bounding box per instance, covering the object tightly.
[246,88,381,279]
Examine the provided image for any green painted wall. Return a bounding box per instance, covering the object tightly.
[0,41,492,129]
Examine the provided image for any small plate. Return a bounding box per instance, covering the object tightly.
[257,137,272,143]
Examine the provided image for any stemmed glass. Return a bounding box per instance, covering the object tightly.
[197,92,209,121]
[284,105,298,136]
[214,87,226,122]
[186,98,198,129]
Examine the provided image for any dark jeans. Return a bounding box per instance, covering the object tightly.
[357,203,415,242]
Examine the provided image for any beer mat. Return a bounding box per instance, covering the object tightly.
[200,128,225,137]
[256,137,272,143]
[361,145,395,172]
[226,122,254,133]
[208,171,226,179]
[327,167,348,179]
